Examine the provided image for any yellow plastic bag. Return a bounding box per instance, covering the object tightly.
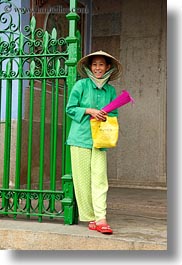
[90,116,119,148]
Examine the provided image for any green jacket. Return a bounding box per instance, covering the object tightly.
[66,78,118,149]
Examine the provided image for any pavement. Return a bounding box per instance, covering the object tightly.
[0,187,167,250]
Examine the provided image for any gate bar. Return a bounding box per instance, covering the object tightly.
[13,33,24,219]
[15,33,24,189]
[2,60,12,211]
[26,61,35,218]
[38,31,49,222]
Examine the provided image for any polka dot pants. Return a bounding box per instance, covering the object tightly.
[70,146,108,222]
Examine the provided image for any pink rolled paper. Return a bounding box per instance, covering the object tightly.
[102,90,134,113]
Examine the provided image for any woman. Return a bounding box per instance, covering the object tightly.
[66,50,122,234]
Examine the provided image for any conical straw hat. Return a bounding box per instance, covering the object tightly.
[77,50,122,81]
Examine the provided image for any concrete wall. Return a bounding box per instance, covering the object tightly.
[92,0,167,188]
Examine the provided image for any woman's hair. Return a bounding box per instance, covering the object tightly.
[88,55,112,66]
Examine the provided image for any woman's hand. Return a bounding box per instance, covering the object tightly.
[85,108,107,121]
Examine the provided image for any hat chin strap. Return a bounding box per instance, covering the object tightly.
[84,66,115,89]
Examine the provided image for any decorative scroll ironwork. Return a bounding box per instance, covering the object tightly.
[0,0,21,32]
[0,0,80,223]
[0,189,64,217]
[0,13,68,80]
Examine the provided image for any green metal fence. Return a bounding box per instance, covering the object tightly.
[0,0,80,224]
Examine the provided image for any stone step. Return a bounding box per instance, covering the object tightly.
[0,217,166,250]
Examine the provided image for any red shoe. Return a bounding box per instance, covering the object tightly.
[88,221,97,230]
[96,224,113,234]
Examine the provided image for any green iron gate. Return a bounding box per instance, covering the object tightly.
[0,0,81,224]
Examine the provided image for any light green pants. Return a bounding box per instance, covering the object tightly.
[70,146,108,222]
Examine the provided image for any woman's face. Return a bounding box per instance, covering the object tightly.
[90,56,111,79]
